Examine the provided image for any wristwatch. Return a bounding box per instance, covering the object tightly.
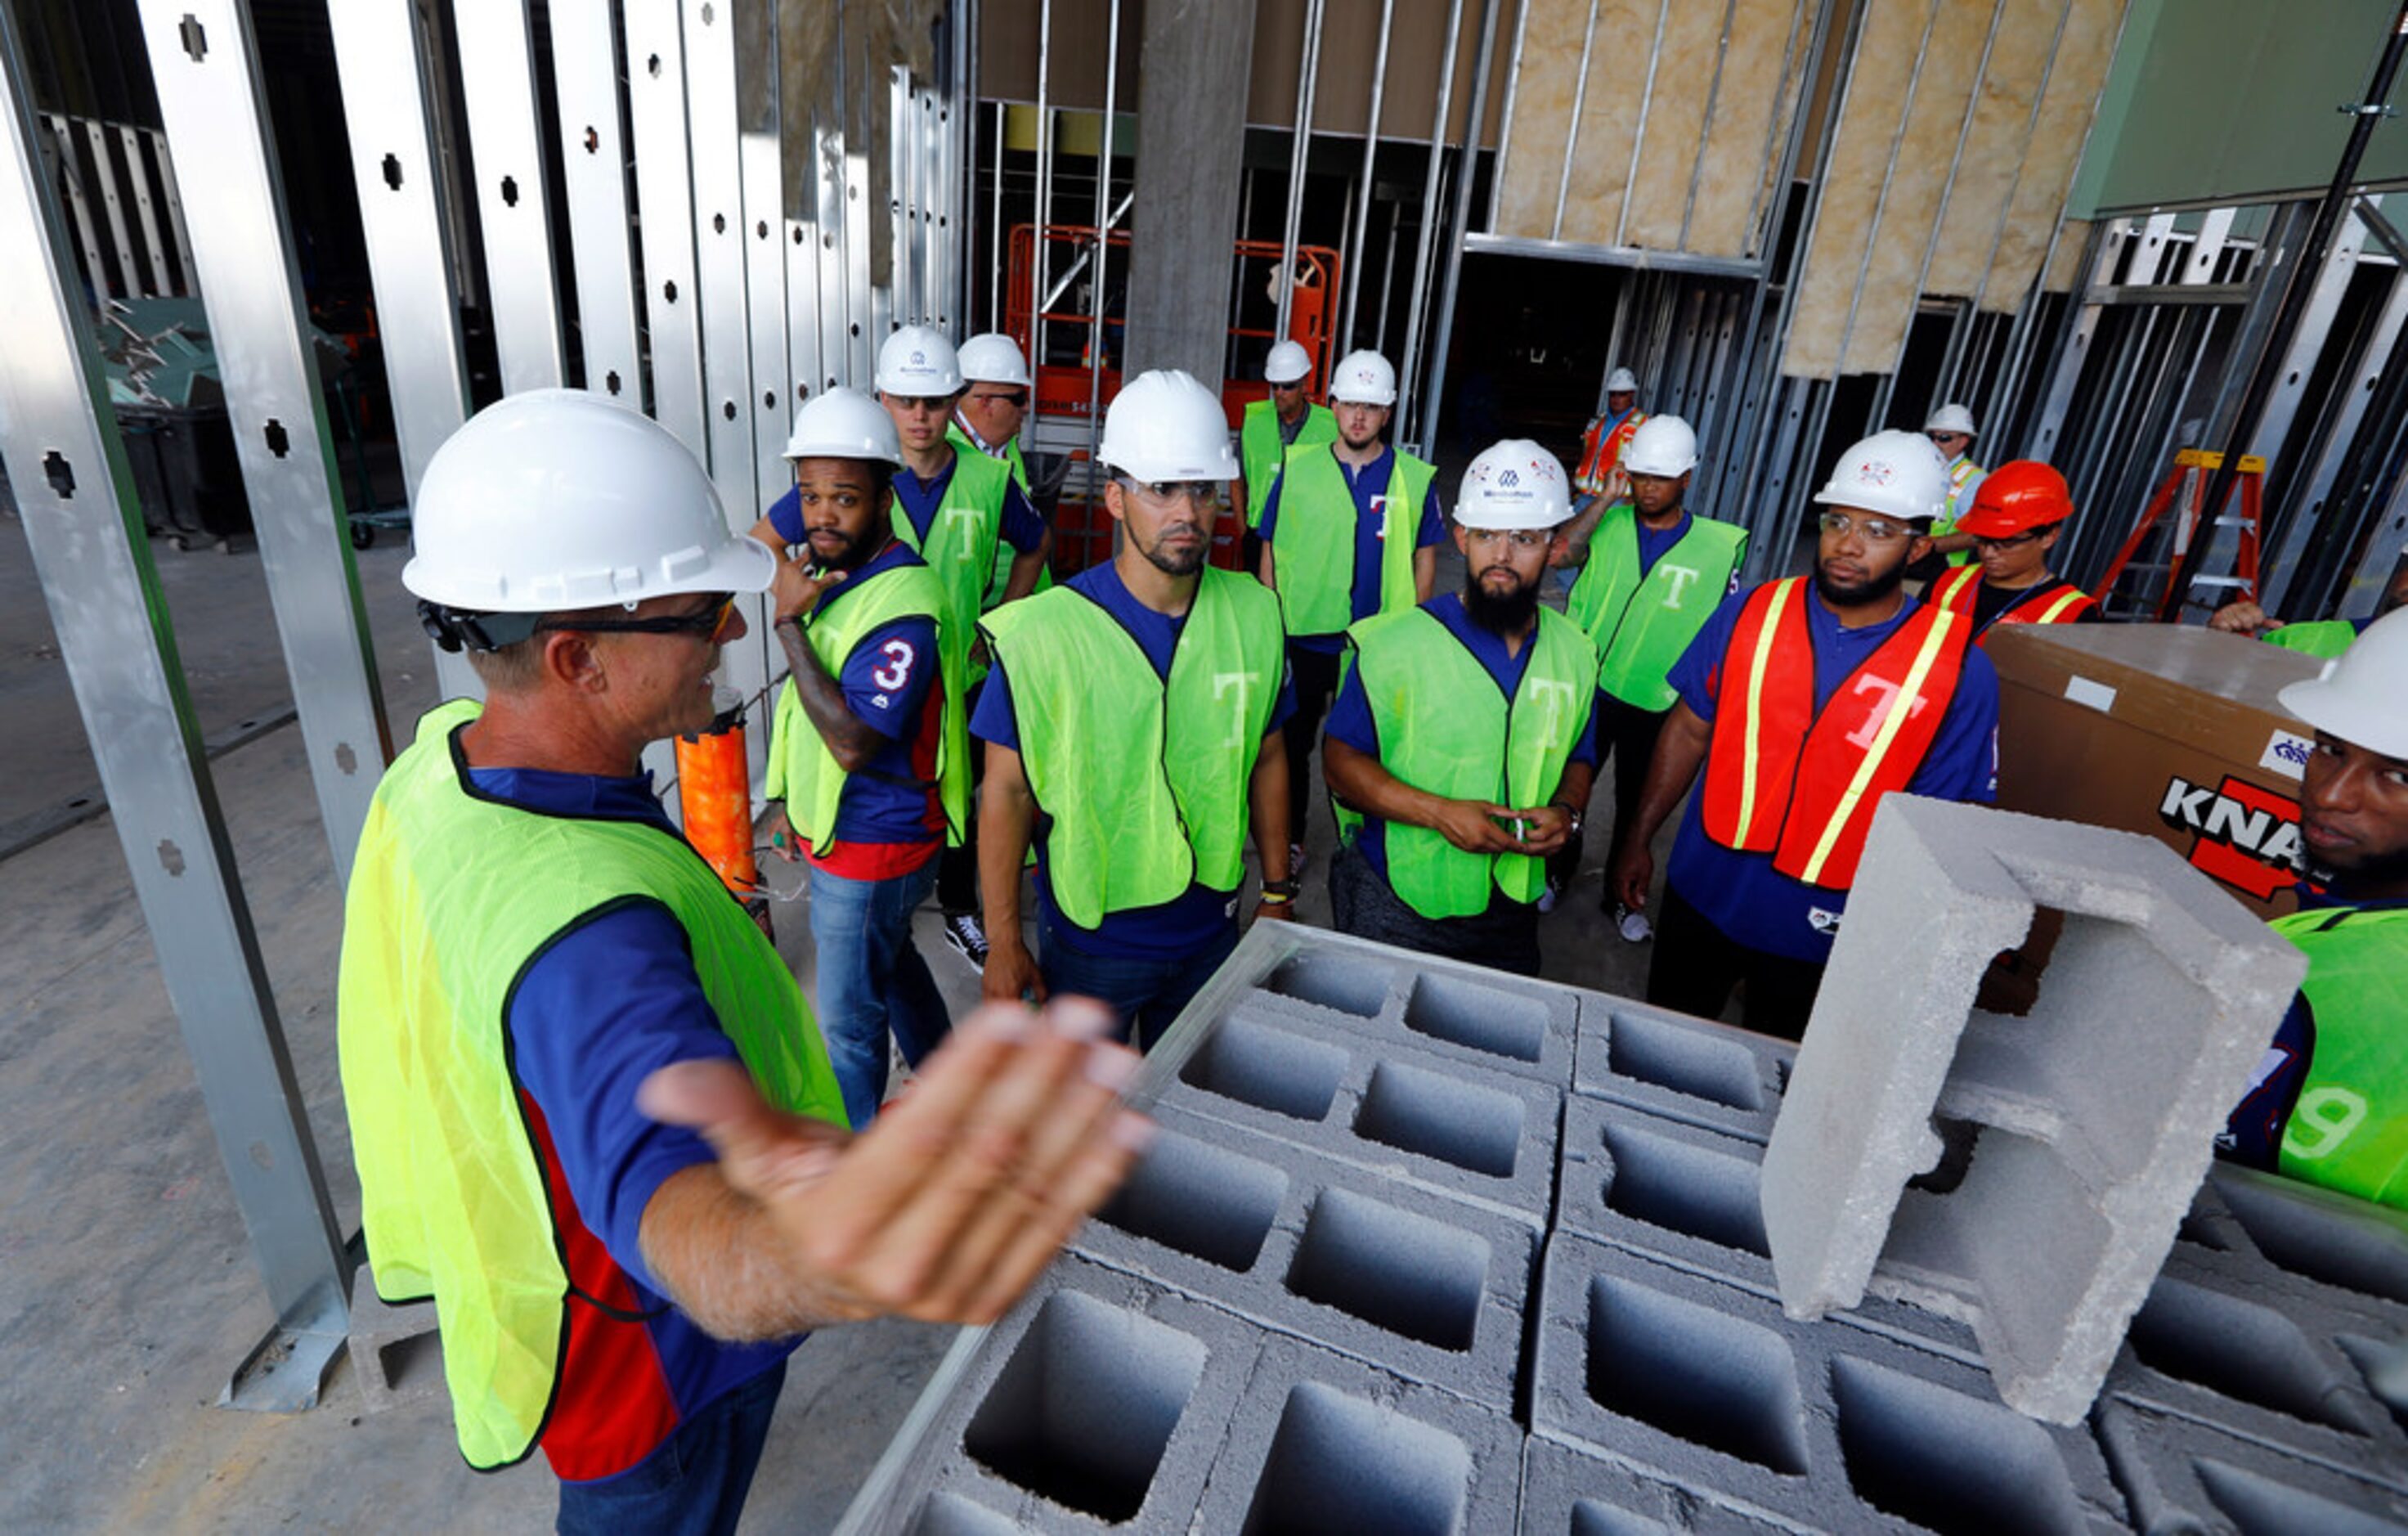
[1549,801,1583,836]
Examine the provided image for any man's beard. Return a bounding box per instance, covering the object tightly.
[1814,557,1906,607]
[809,524,879,573]
[1138,525,1208,577]
[1464,569,1540,635]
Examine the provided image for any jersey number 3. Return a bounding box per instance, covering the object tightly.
[872,638,917,694]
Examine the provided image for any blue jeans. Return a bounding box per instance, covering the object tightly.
[809,857,951,1128]
[554,1359,784,1536]
[1038,918,1240,1051]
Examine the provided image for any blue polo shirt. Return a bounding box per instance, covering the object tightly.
[1663,585,2001,963]
[1256,444,1449,652]
[889,455,1047,556]
[972,561,1298,961]
[1325,592,1600,884]
[1634,508,1691,578]
[482,765,796,1479]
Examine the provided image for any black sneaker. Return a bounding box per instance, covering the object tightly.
[942,912,990,968]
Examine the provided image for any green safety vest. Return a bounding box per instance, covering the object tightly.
[895,448,1012,684]
[2271,904,2408,1208]
[1240,398,1338,530]
[1271,445,1434,636]
[1337,604,1599,918]
[948,424,1053,611]
[980,570,1285,928]
[339,701,843,1470]
[1931,458,1984,567]
[1566,505,1748,712]
[763,558,970,855]
[2264,619,2360,660]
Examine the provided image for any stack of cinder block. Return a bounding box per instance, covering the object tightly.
[839,801,2408,1534]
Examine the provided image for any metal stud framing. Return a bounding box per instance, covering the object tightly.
[452,0,567,393]
[553,0,646,408]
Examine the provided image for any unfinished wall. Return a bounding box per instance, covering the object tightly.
[1983,0,2122,311]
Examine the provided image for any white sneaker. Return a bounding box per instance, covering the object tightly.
[1612,903,1652,943]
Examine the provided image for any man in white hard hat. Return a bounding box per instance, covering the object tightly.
[1572,365,1648,514]
[949,332,1046,610]
[975,371,1297,1049]
[1553,414,1749,936]
[874,326,1052,970]
[2220,608,2408,1209]
[751,388,967,1131]
[1920,402,1986,567]
[342,390,1145,1528]
[1236,337,1339,573]
[1322,441,1601,975]
[1256,348,1445,875]
[1607,429,2000,1040]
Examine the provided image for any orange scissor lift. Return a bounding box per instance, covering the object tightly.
[1003,224,1340,573]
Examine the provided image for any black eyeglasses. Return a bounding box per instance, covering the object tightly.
[536,594,738,641]
[974,388,1029,408]
[1973,529,2048,551]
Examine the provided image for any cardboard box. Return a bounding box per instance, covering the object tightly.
[1982,624,2325,920]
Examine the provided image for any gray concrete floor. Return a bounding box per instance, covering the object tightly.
[0,506,1684,1531]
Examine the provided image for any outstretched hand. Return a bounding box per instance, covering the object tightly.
[638,998,1148,1331]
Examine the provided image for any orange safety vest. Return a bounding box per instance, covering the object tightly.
[1700,577,1971,890]
[1930,565,2096,642]
[1576,410,1647,494]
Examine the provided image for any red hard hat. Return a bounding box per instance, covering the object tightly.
[1958,460,2073,537]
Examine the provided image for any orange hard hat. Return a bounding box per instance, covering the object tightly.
[1958,460,2073,538]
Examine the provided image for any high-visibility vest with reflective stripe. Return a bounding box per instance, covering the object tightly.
[1930,458,1985,566]
[1698,579,1972,889]
[1567,505,1749,712]
[1930,565,2097,642]
[895,448,1011,684]
[1240,398,1338,530]
[1271,445,1433,636]
[1576,409,1646,495]
[2271,905,2408,1209]
[980,570,1285,928]
[764,558,969,854]
[339,701,843,1470]
[1339,604,1599,917]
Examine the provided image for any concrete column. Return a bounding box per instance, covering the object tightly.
[1122,0,1258,393]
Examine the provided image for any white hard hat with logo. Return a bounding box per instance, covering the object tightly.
[875,325,964,396]
[1604,366,1640,395]
[1099,370,1241,483]
[783,387,904,465]
[956,333,1032,388]
[1621,415,1698,478]
[2280,607,2408,757]
[406,388,772,612]
[1924,402,1979,437]
[1330,349,1397,406]
[1264,339,1313,385]
[1812,429,1948,526]
[1456,440,1572,531]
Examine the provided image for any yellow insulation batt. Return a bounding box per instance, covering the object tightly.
[1926,0,2063,296]
[1558,0,1659,245]
[1495,0,1594,239]
[1622,0,1726,249]
[1984,0,2121,309]
[1693,0,1822,258]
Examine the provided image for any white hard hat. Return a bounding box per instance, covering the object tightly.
[956,332,1032,388]
[1329,349,1397,406]
[1812,429,1949,525]
[1604,366,1640,394]
[2279,608,2408,757]
[405,388,772,611]
[875,325,964,397]
[1099,370,1241,483]
[1924,402,1978,437]
[783,387,903,464]
[1621,415,1698,478]
[1264,339,1313,384]
[1455,439,1572,531]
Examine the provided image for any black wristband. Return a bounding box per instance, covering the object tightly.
[1261,877,1301,898]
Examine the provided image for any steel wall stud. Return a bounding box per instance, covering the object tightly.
[552,0,646,409]
[626,0,711,456]
[451,0,567,393]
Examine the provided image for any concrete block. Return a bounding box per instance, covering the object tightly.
[2094,1399,2408,1536]
[1069,1102,1539,1411]
[862,1255,1264,1534]
[344,1263,445,1412]
[1555,1094,1782,1287]
[1151,999,1564,1227]
[1518,1436,1797,1535]
[1191,924,1579,1086]
[1760,796,2308,1424]
[1533,1233,2130,1534]
[1572,991,1795,1143]
[1190,1332,1522,1535]
[2204,1162,2408,1311]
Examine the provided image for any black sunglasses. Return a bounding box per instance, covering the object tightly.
[536,594,738,640]
[975,388,1029,407]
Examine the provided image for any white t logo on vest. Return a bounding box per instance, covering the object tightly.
[940,502,984,558]
[1523,674,1580,748]
[1657,563,1700,607]
[1841,672,1928,750]
[1213,671,1262,747]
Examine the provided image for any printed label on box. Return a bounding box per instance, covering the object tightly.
[2258,729,2314,782]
